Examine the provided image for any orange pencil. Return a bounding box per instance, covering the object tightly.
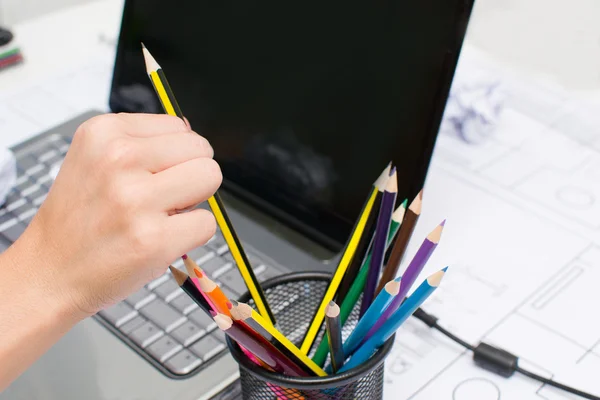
[193,267,232,315]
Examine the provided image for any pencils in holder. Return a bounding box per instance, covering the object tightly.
[300,174,379,354]
[340,268,446,372]
[336,163,391,305]
[325,301,344,373]
[141,44,275,325]
[363,220,445,342]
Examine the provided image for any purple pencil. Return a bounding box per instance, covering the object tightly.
[360,168,398,316]
[362,220,445,341]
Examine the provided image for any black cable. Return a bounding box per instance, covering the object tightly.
[412,307,600,400]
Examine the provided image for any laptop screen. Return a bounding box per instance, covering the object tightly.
[109,0,474,249]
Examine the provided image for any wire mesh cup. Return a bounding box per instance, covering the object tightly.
[226,272,395,400]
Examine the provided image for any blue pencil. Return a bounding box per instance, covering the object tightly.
[339,268,447,372]
[343,277,401,358]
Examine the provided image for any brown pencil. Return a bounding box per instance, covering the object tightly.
[214,313,309,377]
[376,189,422,295]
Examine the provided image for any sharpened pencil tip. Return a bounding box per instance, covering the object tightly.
[401,199,408,208]
[226,302,233,310]
[209,310,217,317]
[442,266,449,272]
[326,301,340,317]
[182,254,188,260]
[428,269,446,286]
[440,219,446,227]
[389,166,396,176]
[141,42,146,49]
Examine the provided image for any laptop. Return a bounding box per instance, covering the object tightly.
[1,0,474,399]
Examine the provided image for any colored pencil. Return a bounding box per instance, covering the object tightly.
[214,313,309,377]
[363,220,445,342]
[169,266,214,315]
[300,181,379,355]
[360,169,398,316]
[311,201,406,366]
[340,268,446,372]
[181,254,207,294]
[192,267,232,315]
[229,301,327,376]
[341,277,401,361]
[142,44,275,325]
[325,301,344,373]
[376,190,423,295]
[336,164,391,305]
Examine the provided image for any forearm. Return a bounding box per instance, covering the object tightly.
[0,230,81,392]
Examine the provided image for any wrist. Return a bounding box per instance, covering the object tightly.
[2,223,87,327]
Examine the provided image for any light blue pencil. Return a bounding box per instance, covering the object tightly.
[344,277,401,357]
[339,267,447,373]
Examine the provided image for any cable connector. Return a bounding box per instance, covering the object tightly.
[473,342,518,378]
[413,307,438,327]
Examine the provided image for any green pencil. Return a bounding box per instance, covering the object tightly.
[312,199,407,366]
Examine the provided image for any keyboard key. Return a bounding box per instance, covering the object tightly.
[119,315,147,335]
[139,300,186,332]
[26,164,44,177]
[199,256,230,276]
[9,201,32,218]
[223,251,264,268]
[257,266,283,283]
[16,155,38,171]
[164,349,202,375]
[128,321,164,348]
[15,178,34,193]
[188,309,217,332]
[38,149,58,163]
[33,194,47,206]
[3,191,20,206]
[207,235,228,254]
[1,220,27,242]
[6,198,26,212]
[147,273,170,290]
[188,246,214,262]
[24,186,46,202]
[170,293,198,315]
[221,286,240,301]
[189,334,226,361]
[0,212,15,225]
[219,269,248,295]
[18,208,37,224]
[153,279,180,301]
[99,302,138,327]
[171,321,206,346]
[126,288,156,309]
[212,329,227,344]
[147,335,183,363]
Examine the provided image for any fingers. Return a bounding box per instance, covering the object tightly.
[116,113,190,137]
[149,158,222,211]
[163,209,217,258]
[138,132,214,173]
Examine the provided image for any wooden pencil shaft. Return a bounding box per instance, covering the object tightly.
[336,192,382,305]
[360,189,397,316]
[208,194,275,324]
[311,217,401,367]
[181,278,214,315]
[326,313,344,373]
[300,187,378,354]
[142,46,274,325]
[376,209,419,294]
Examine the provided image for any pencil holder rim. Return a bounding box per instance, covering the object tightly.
[226,271,395,390]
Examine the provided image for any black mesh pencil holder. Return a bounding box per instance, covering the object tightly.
[226,272,395,400]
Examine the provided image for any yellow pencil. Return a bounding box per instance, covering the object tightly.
[142,44,275,325]
[300,186,378,354]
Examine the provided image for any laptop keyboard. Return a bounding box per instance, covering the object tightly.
[3,128,287,378]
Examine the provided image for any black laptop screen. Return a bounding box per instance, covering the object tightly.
[109,0,474,249]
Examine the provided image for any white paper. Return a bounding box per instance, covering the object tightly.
[383,47,600,399]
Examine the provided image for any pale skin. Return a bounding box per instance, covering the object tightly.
[0,113,222,391]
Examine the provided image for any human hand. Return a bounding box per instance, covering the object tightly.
[12,113,222,319]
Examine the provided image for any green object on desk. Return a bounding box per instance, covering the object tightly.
[311,205,405,367]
